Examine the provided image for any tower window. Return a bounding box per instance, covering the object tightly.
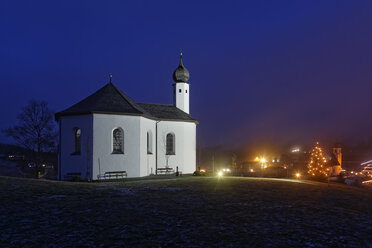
[186,90,188,93]
[179,89,182,93]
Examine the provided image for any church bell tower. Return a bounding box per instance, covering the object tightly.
[172,53,190,114]
[332,143,342,175]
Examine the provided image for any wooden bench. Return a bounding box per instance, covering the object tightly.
[63,172,81,180]
[157,167,175,175]
[98,171,127,180]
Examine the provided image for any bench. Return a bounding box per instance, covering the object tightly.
[157,167,175,175]
[98,171,127,180]
[63,172,81,181]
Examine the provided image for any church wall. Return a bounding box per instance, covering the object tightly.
[139,117,156,176]
[59,115,93,180]
[182,122,196,174]
[92,114,142,179]
[156,121,196,174]
[59,114,196,179]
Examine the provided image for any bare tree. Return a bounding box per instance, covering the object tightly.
[3,100,57,163]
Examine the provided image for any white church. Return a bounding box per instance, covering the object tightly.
[55,54,198,180]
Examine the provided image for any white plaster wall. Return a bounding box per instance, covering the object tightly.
[182,122,196,174]
[92,114,141,179]
[60,113,196,180]
[156,121,196,174]
[173,83,190,114]
[139,117,156,176]
[59,115,93,180]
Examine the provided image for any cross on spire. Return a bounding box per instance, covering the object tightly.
[179,51,183,66]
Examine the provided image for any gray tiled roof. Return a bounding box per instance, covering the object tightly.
[137,103,196,122]
[55,83,197,123]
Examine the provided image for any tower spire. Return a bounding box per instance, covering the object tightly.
[179,51,183,66]
[173,52,189,83]
[172,52,190,114]
[109,73,112,84]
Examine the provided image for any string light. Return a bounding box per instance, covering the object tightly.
[308,142,329,178]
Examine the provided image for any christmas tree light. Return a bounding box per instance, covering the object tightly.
[307,142,329,179]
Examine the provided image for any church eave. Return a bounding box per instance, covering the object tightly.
[55,111,137,121]
[55,111,198,124]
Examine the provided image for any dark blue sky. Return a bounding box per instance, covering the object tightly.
[1,0,372,148]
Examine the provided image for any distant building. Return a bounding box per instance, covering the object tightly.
[237,161,261,175]
[55,54,198,180]
[280,150,309,174]
[361,160,372,176]
[327,143,342,176]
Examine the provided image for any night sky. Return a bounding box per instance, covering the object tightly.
[1,0,372,149]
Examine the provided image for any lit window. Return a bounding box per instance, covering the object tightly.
[112,128,123,154]
[166,133,175,155]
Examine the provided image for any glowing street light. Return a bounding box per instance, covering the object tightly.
[217,171,223,177]
[291,148,300,153]
[296,173,300,179]
[260,157,267,177]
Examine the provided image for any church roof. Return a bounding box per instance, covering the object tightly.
[137,103,195,121]
[55,83,197,123]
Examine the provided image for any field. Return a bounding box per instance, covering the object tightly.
[0,176,371,247]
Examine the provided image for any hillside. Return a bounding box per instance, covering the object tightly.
[0,176,371,247]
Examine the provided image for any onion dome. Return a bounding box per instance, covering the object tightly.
[172,53,189,83]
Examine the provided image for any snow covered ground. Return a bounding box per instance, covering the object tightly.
[0,176,371,247]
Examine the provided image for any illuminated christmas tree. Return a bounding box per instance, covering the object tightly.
[308,142,329,179]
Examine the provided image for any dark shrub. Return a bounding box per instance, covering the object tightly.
[72,176,82,182]
[193,171,201,176]
[193,171,207,176]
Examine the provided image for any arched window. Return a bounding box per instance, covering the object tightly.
[147,131,153,154]
[112,128,124,154]
[166,133,175,155]
[73,128,81,155]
